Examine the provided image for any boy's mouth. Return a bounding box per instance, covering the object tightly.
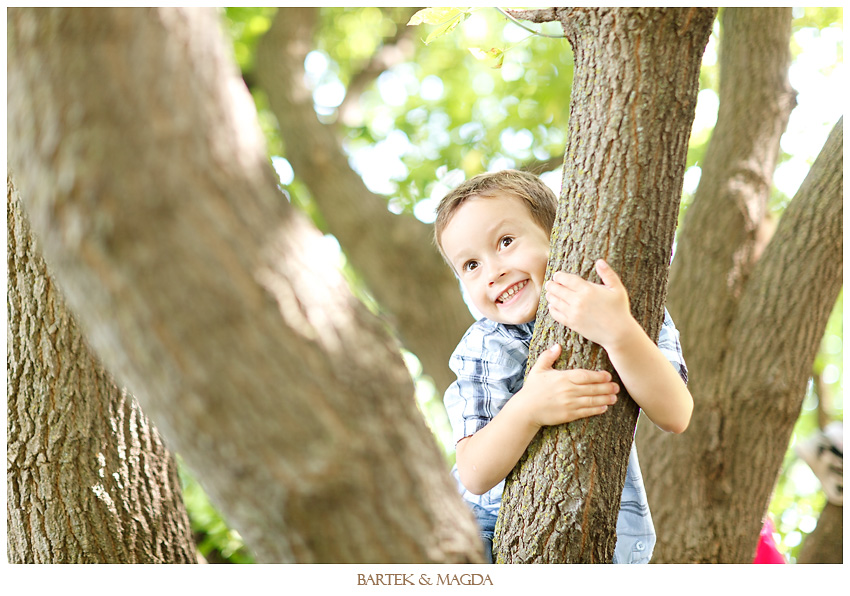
[496,280,528,304]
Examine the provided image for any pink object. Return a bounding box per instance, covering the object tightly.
[753,519,785,564]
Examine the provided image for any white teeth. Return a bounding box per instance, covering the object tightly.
[498,280,527,303]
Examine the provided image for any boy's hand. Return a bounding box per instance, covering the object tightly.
[545,259,634,349]
[518,343,619,428]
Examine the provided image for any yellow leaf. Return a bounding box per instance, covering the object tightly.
[469,47,503,59]
[424,12,470,45]
[468,47,505,68]
[408,7,468,27]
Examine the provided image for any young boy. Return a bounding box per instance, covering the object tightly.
[435,169,693,564]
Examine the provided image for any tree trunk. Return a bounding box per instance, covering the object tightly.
[7,174,196,563]
[7,7,483,563]
[255,7,473,394]
[639,8,843,563]
[495,7,715,563]
[797,503,842,564]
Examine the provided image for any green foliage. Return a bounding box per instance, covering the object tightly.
[402,351,457,466]
[792,6,843,31]
[299,7,574,214]
[178,459,255,564]
[769,412,829,562]
[408,7,473,46]
[222,7,276,75]
[317,7,402,67]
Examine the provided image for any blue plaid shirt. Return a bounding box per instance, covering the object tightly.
[444,309,688,563]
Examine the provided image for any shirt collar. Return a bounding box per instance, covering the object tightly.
[503,320,535,341]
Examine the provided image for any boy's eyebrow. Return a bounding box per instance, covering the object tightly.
[446,248,472,274]
[487,217,519,239]
[446,240,484,276]
[447,217,517,271]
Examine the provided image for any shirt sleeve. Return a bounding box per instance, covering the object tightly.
[443,322,528,446]
[658,308,688,385]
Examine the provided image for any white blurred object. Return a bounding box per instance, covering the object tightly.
[795,421,843,506]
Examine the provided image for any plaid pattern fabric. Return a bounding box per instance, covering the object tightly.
[443,309,688,562]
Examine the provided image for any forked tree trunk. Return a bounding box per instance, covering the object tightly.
[7,7,483,563]
[495,7,715,563]
[642,117,843,563]
[639,8,843,563]
[7,174,196,563]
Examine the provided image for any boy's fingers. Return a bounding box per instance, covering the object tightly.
[580,384,619,398]
[568,369,612,384]
[552,263,623,292]
[574,404,611,419]
[585,394,617,408]
[551,271,585,290]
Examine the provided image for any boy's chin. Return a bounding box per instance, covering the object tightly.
[490,307,536,326]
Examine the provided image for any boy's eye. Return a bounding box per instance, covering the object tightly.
[500,236,514,249]
[463,260,479,273]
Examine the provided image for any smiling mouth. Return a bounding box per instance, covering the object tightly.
[496,280,528,304]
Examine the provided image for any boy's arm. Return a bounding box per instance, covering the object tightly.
[445,329,619,496]
[454,384,543,496]
[456,344,618,494]
[599,314,692,433]
[546,260,693,434]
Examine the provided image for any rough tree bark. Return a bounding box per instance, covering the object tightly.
[495,7,716,563]
[7,174,196,563]
[639,8,843,563]
[255,7,474,394]
[797,503,842,564]
[7,7,483,563]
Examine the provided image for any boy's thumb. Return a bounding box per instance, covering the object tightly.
[596,259,623,290]
[533,343,561,370]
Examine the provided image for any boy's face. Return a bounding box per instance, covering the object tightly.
[441,193,550,325]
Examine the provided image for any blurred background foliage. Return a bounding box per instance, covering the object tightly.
[180,6,842,563]
[178,458,255,564]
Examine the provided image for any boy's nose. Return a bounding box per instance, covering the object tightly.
[487,270,505,287]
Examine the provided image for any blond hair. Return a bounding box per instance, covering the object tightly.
[434,169,557,261]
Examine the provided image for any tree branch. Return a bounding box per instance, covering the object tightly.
[668,8,796,376]
[7,172,197,563]
[498,8,565,37]
[338,7,421,125]
[8,6,482,563]
[639,7,820,563]
[797,502,843,563]
[256,7,473,394]
[730,118,842,389]
[504,8,561,25]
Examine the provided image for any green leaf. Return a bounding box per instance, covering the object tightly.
[408,7,468,27]
[468,47,505,69]
[468,47,490,60]
[425,13,470,45]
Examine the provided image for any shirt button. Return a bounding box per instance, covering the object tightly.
[635,541,645,551]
